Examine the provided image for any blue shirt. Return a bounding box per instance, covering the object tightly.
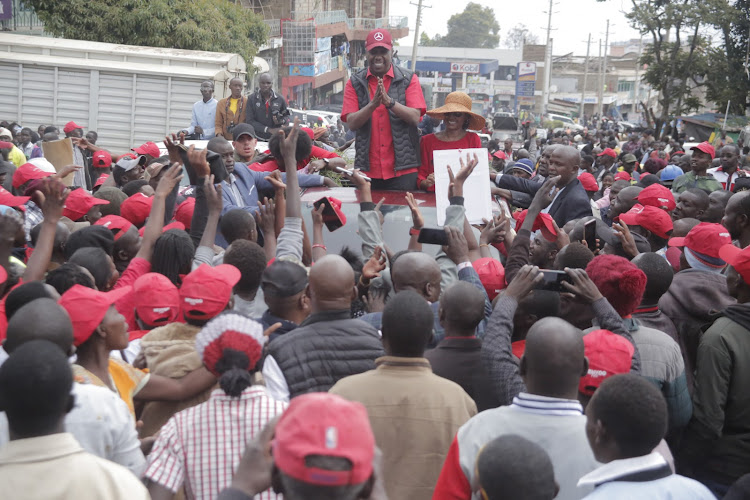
[187,98,218,139]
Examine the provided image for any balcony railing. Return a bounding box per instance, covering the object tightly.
[1,0,45,32]
[264,19,281,38]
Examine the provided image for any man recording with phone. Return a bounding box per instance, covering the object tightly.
[245,73,290,141]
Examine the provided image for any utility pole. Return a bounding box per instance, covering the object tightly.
[541,0,555,116]
[597,39,603,119]
[580,33,591,123]
[409,0,431,72]
[634,36,642,123]
[599,19,610,119]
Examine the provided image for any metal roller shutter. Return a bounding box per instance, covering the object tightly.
[57,69,91,132]
[0,63,19,121]
[20,66,54,129]
[97,72,135,152]
[132,76,169,147]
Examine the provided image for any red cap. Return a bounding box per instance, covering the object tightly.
[691,141,715,160]
[12,162,52,189]
[63,188,110,222]
[365,29,393,51]
[513,210,557,242]
[139,220,185,237]
[597,148,617,158]
[133,273,180,327]
[0,141,13,149]
[120,193,153,227]
[180,264,241,321]
[175,197,196,230]
[92,150,112,169]
[472,257,506,300]
[578,172,598,192]
[59,284,131,346]
[94,174,109,188]
[668,222,732,267]
[94,215,134,241]
[132,141,160,158]
[618,204,673,239]
[274,393,375,486]
[614,171,632,182]
[320,197,346,231]
[492,150,507,160]
[579,329,635,396]
[636,183,676,211]
[720,244,750,283]
[0,186,30,207]
[301,127,315,141]
[63,121,83,134]
[118,153,137,161]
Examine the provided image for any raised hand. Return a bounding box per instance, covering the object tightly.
[504,264,543,301]
[362,246,387,280]
[34,178,68,222]
[186,145,209,178]
[529,175,561,212]
[155,163,183,198]
[405,192,424,230]
[204,175,223,216]
[266,170,286,192]
[562,267,604,304]
[442,225,470,265]
[255,197,277,236]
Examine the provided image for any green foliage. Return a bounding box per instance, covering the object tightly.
[25,0,268,71]
[422,2,499,49]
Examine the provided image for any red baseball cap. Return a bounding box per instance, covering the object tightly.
[92,150,113,169]
[614,171,632,182]
[120,193,153,227]
[12,162,53,189]
[180,264,241,321]
[59,284,132,346]
[133,273,180,327]
[63,188,110,222]
[691,141,715,160]
[720,244,750,283]
[636,183,676,211]
[578,172,598,192]
[139,220,185,237]
[94,174,109,188]
[597,148,617,158]
[365,28,393,51]
[274,393,375,486]
[472,257,506,300]
[94,215,134,241]
[492,151,507,160]
[618,204,673,239]
[118,153,137,161]
[668,222,732,267]
[513,210,557,242]
[63,121,83,134]
[0,186,30,207]
[319,197,346,232]
[301,127,315,141]
[0,141,13,149]
[175,197,195,230]
[132,141,160,158]
[579,329,635,396]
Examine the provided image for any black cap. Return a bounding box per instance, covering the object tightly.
[232,123,257,142]
[261,260,308,298]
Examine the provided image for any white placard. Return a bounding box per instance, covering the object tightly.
[433,148,492,226]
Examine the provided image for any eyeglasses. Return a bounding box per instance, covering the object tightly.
[445,112,465,119]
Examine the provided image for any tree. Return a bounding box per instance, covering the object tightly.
[25,0,268,71]
[503,24,540,49]
[704,0,750,115]
[423,2,499,49]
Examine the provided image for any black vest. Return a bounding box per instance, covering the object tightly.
[349,66,421,172]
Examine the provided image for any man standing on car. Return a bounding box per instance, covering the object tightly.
[245,73,289,141]
[341,28,426,190]
[215,78,247,140]
[183,81,217,140]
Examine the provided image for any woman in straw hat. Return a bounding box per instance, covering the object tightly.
[418,91,484,192]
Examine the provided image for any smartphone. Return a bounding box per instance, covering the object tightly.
[584,219,597,252]
[417,227,449,246]
[534,270,572,292]
[178,144,228,185]
[313,197,345,232]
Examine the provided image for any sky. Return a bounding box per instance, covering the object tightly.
[389,0,644,57]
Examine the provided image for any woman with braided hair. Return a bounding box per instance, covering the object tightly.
[144,313,286,500]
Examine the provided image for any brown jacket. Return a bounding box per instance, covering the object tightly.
[215,96,248,140]
[330,356,477,500]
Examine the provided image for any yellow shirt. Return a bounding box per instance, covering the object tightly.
[9,146,25,167]
[73,358,150,417]
[229,98,239,116]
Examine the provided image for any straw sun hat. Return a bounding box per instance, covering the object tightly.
[426,92,486,131]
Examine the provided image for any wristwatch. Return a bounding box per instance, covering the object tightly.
[385,99,396,109]
[409,227,421,236]
[322,158,330,166]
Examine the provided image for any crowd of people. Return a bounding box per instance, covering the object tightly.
[0,26,750,500]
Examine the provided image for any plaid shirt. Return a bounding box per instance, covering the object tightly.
[23,200,44,244]
[145,386,287,500]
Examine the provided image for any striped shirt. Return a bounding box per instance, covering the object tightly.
[510,392,584,416]
[144,386,287,500]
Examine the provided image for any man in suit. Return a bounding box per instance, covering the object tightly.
[494,145,592,226]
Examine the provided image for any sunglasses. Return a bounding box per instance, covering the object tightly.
[445,112,465,118]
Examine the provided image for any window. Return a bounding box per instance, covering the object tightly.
[617,81,633,93]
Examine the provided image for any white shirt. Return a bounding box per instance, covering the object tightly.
[707,166,738,191]
[187,98,218,139]
[542,185,566,214]
[0,383,145,477]
[261,355,290,402]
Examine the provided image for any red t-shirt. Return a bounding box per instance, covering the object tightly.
[341,66,426,180]
[248,146,339,172]
[418,132,481,191]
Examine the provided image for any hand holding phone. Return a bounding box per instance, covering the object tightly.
[533,270,572,292]
[418,227,449,246]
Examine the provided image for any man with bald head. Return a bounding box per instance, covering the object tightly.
[263,255,385,402]
[434,266,604,500]
[722,190,750,248]
[609,185,643,220]
[494,145,592,226]
[0,299,146,476]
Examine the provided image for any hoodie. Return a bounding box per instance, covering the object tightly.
[659,269,735,391]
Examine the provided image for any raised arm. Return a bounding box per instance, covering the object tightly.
[23,179,68,282]
[136,163,183,262]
